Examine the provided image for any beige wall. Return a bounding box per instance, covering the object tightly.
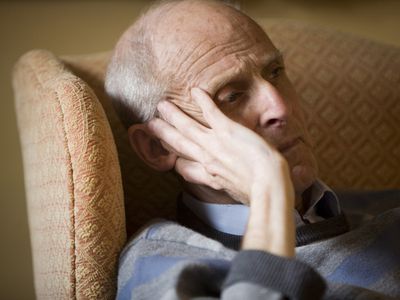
[1,1,399,299]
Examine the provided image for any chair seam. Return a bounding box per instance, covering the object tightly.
[55,83,77,300]
[23,55,77,300]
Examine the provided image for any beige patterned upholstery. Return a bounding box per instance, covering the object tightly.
[13,20,400,299]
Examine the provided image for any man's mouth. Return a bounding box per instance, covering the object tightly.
[278,137,301,153]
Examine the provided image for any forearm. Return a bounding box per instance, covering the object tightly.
[242,161,295,258]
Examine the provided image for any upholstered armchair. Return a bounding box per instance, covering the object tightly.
[13,20,400,299]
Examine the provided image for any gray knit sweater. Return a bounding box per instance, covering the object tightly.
[117,205,400,299]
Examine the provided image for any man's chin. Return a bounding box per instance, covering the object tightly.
[291,164,318,196]
[184,182,241,205]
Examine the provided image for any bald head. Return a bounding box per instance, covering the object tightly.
[106,0,318,199]
[105,0,271,127]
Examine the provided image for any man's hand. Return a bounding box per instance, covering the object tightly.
[149,88,284,204]
[148,87,295,257]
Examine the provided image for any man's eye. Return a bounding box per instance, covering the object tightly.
[224,92,243,103]
[270,66,285,79]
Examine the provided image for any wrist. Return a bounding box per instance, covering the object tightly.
[243,166,295,257]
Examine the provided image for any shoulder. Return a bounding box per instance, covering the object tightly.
[119,220,236,278]
[122,219,235,257]
[117,220,236,299]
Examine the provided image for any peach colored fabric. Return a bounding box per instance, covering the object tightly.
[13,20,400,300]
[13,50,126,299]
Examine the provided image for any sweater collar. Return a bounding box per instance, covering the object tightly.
[181,179,341,236]
[177,195,349,250]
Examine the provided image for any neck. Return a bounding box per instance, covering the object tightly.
[184,182,308,214]
[184,183,241,204]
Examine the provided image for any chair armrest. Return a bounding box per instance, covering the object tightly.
[13,49,126,299]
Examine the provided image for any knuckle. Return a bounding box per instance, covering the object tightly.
[147,118,159,129]
[203,158,218,175]
[199,152,210,165]
[178,117,189,128]
[208,178,222,191]
[174,137,187,152]
[181,172,192,182]
[207,105,218,116]
[147,120,164,137]
[176,162,193,182]
[274,154,290,170]
[216,121,232,137]
[211,183,222,191]
[175,136,185,146]
[204,106,219,121]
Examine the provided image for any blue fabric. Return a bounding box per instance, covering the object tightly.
[119,255,183,299]
[182,179,340,235]
[327,217,400,287]
[119,255,231,299]
[117,207,400,299]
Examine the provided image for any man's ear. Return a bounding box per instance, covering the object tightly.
[127,123,177,172]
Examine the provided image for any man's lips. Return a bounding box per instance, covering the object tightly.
[277,137,301,153]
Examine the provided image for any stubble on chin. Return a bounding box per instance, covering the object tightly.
[290,150,318,197]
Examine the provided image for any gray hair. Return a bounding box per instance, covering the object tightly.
[105,15,166,128]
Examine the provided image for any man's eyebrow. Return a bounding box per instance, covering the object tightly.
[209,49,284,96]
[260,49,284,67]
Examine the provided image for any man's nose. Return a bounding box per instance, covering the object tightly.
[257,80,291,129]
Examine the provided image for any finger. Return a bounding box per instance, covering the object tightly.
[191,87,231,129]
[147,117,204,162]
[157,100,208,140]
[158,98,229,159]
[175,158,222,191]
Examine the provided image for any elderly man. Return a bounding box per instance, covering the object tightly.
[105,0,400,299]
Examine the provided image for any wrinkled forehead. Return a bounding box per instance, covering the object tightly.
[151,1,273,69]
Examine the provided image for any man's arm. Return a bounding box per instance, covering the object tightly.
[242,170,295,257]
[144,88,325,299]
[118,89,397,299]
[153,87,295,257]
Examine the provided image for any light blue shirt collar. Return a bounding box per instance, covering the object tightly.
[182,179,341,236]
